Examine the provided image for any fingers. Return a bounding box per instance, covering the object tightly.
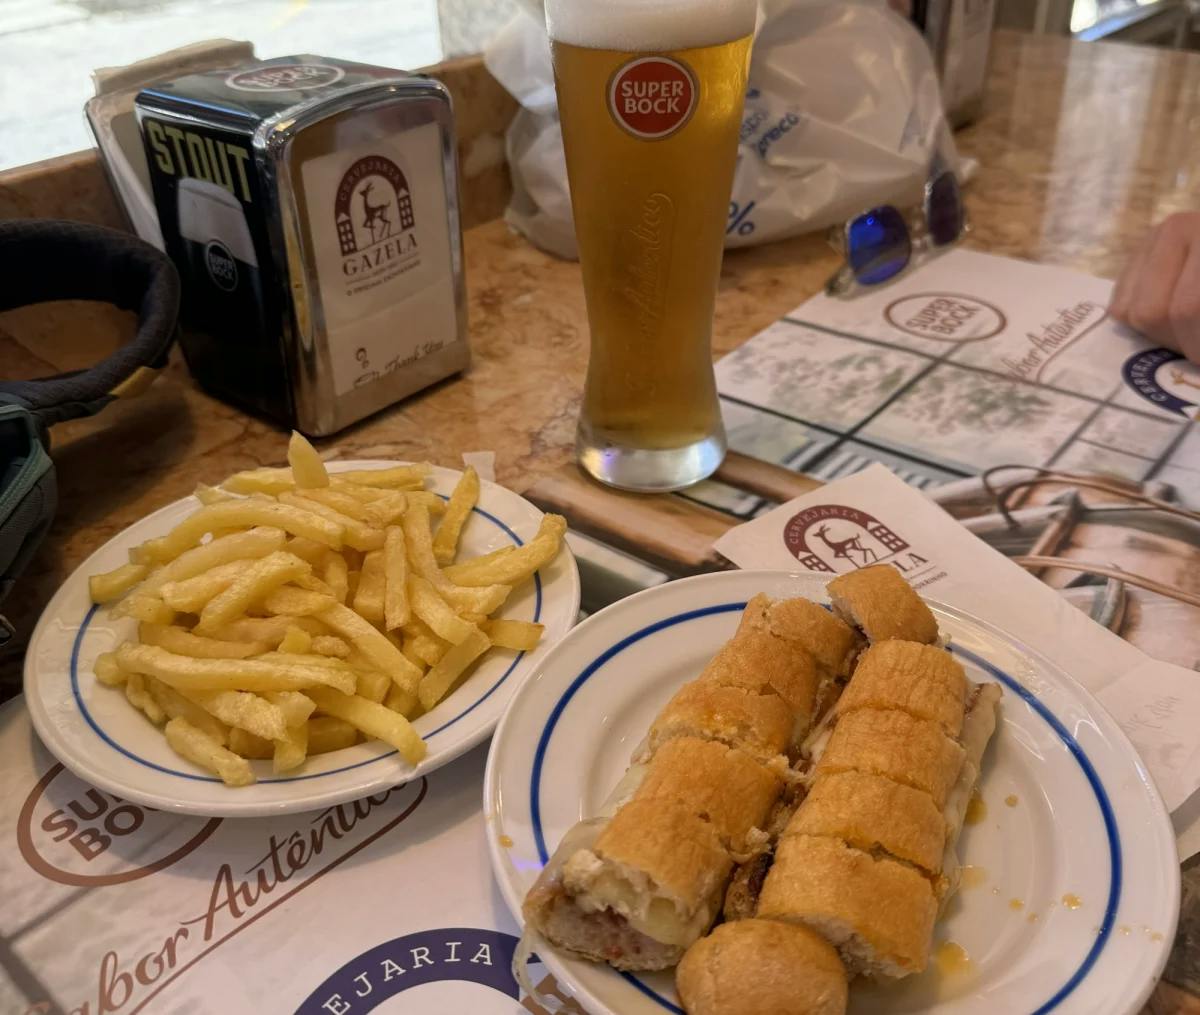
[1109,233,1150,324]
[1168,231,1200,364]
[1123,214,1194,346]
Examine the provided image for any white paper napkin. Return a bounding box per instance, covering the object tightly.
[713,463,1200,858]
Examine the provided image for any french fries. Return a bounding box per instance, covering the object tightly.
[408,574,478,645]
[229,727,274,759]
[352,550,386,624]
[166,718,254,786]
[308,717,360,755]
[264,690,317,727]
[89,563,147,604]
[262,586,337,616]
[383,526,409,630]
[317,603,423,693]
[444,514,567,587]
[93,651,127,687]
[279,625,313,654]
[125,673,166,724]
[483,619,546,652]
[281,492,384,552]
[139,622,269,659]
[433,466,479,565]
[274,723,308,773]
[88,453,565,787]
[115,643,356,694]
[136,500,343,563]
[180,689,289,741]
[313,634,350,657]
[307,687,426,764]
[145,678,229,743]
[193,483,235,505]
[288,431,329,489]
[356,667,393,704]
[195,552,310,634]
[418,628,491,711]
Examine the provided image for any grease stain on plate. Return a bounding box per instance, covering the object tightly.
[935,941,972,976]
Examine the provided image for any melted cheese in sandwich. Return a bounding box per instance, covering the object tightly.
[562,850,711,946]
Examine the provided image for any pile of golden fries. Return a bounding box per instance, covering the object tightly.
[87,434,566,787]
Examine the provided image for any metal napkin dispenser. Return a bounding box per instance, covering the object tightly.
[136,56,468,435]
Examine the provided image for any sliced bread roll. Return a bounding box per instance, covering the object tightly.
[562,797,733,950]
[633,737,784,853]
[677,919,848,1015]
[756,834,937,977]
[784,770,945,874]
[740,592,859,678]
[939,682,1003,903]
[700,627,821,739]
[826,565,938,645]
[642,681,797,763]
[836,640,968,737]
[815,708,965,809]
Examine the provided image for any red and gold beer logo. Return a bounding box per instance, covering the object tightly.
[783,504,932,580]
[608,56,697,140]
[17,764,221,887]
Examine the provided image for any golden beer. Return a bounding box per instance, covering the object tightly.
[548,0,754,490]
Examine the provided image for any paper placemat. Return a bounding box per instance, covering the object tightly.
[0,701,579,1015]
[693,248,1199,517]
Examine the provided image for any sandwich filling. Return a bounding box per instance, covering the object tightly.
[524,594,843,971]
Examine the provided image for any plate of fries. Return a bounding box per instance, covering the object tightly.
[24,437,579,817]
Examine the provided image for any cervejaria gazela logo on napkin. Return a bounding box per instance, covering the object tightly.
[334,154,419,284]
[783,504,932,578]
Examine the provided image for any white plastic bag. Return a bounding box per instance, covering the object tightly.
[484,0,960,259]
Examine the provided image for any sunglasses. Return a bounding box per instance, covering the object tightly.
[825,168,965,295]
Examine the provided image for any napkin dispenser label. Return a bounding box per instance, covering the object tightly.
[136,56,468,436]
[301,123,457,397]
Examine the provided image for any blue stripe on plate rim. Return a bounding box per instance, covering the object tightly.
[69,502,542,784]
[528,601,1122,1015]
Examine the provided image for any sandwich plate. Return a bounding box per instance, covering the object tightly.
[485,570,1180,1015]
[25,461,580,818]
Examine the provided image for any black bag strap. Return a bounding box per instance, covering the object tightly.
[0,219,180,427]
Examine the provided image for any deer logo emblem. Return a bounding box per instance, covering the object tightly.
[334,155,416,257]
[811,523,879,568]
[359,181,393,245]
[783,505,912,574]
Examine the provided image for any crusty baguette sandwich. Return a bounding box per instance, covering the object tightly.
[678,568,1001,1013]
[521,594,852,971]
[827,564,939,645]
[677,919,848,1015]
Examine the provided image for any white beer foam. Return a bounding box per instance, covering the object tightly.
[546,0,755,51]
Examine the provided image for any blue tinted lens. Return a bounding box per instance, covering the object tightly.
[927,170,964,246]
[847,206,911,285]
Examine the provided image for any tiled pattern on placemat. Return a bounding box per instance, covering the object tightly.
[700,315,1197,515]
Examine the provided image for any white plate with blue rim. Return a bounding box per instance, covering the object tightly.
[485,569,1179,1015]
[25,461,580,818]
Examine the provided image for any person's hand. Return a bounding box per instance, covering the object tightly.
[1109,211,1200,364]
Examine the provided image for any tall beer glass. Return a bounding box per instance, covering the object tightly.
[547,0,755,491]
